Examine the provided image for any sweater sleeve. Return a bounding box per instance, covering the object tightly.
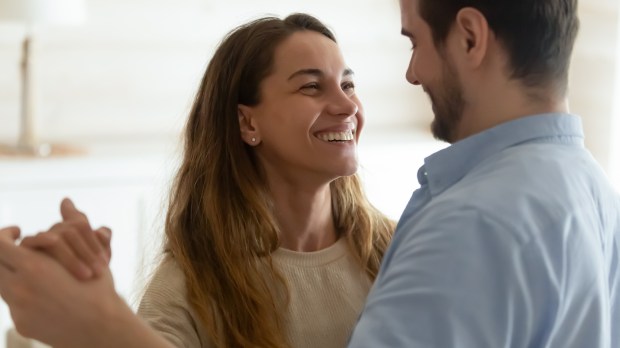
[137,257,207,348]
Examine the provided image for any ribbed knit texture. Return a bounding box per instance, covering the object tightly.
[137,238,372,348]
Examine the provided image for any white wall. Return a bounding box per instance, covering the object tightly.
[0,0,431,145]
[0,0,617,168]
[570,0,619,172]
[611,4,620,190]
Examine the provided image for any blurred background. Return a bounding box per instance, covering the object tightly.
[0,0,618,346]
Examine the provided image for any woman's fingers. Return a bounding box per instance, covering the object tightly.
[0,226,22,272]
[60,198,106,260]
[94,227,112,263]
[54,222,107,269]
[11,199,111,281]
[55,198,109,276]
[60,198,91,229]
[21,230,94,280]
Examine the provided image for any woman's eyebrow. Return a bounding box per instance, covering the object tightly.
[287,68,354,81]
[288,68,323,80]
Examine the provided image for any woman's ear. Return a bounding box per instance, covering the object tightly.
[238,105,261,146]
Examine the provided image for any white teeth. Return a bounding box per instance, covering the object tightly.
[317,130,355,142]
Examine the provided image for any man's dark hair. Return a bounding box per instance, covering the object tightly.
[419,0,579,92]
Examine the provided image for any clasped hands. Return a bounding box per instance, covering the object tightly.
[0,198,115,346]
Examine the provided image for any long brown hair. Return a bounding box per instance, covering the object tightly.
[164,13,395,347]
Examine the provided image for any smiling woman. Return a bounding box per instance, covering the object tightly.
[238,30,363,190]
[0,13,395,348]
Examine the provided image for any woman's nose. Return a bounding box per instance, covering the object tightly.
[326,89,358,116]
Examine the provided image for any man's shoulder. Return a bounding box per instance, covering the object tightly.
[447,142,603,204]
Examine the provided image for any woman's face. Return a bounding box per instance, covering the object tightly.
[239,30,364,186]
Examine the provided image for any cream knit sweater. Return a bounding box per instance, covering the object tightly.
[137,238,372,348]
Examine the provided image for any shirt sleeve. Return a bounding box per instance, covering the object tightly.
[348,208,538,347]
[137,258,206,348]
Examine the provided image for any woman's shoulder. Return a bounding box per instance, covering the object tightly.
[141,254,187,302]
[151,255,185,283]
[137,255,206,347]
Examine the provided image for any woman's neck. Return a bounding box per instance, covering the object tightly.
[270,182,338,252]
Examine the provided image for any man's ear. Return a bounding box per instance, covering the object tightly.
[238,104,261,146]
[454,7,489,68]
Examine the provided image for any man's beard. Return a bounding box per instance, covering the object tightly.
[427,59,465,143]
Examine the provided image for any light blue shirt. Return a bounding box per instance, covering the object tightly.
[349,114,620,347]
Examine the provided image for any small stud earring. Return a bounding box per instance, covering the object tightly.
[251,137,256,142]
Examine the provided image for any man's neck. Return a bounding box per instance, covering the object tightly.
[455,85,569,142]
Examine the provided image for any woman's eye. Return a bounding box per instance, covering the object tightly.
[342,81,355,90]
[299,83,321,95]
[342,82,356,95]
[301,83,320,90]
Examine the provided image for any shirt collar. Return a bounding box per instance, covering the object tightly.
[419,113,585,197]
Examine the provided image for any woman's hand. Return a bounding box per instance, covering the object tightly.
[19,198,112,280]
